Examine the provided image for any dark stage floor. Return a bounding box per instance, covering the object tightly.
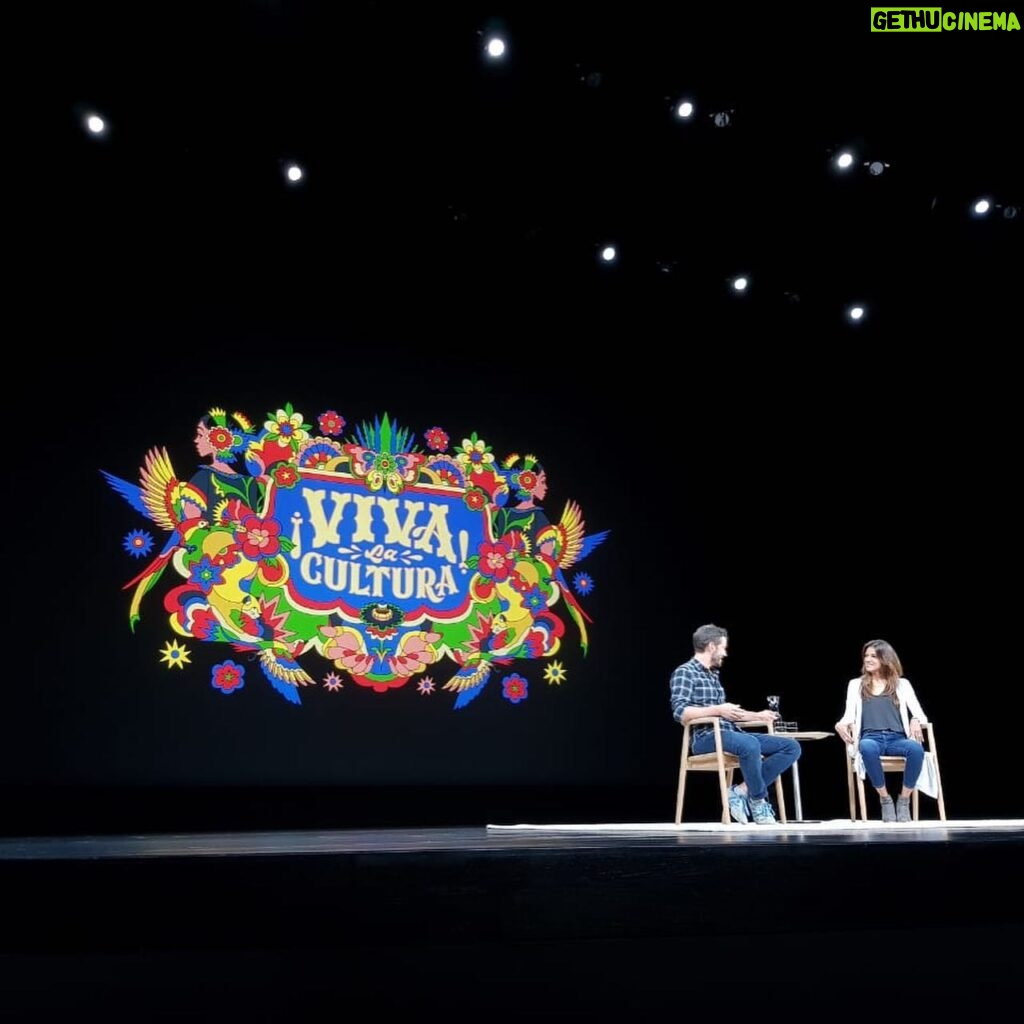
[3,822,1023,1018]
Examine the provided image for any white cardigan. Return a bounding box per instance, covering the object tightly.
[838,677,939,797]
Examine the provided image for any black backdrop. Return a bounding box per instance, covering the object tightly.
[7,4,1020,831]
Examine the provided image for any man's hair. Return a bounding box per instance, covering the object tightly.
[692,623,728,653]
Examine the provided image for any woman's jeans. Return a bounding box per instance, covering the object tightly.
[691,729,801,802]
[859,729,924,790]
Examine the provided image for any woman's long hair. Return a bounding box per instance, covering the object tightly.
[860,639,903,702]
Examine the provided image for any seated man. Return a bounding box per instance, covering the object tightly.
[669,623,801,823]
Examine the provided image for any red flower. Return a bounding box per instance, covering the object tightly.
[236,514,282,560]
[318,410,346,436]
[272,463,299,488]
[424,426,449,451]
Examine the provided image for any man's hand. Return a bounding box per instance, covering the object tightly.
[719,702,744,721]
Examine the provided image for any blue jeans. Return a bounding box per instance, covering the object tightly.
[692,729,802,802]
[859,729,924,790]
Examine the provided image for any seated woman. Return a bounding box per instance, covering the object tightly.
[835,639,928,823]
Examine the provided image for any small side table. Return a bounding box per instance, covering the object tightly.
[778,731,834,821]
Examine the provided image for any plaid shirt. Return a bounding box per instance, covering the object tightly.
[669,657,737,741]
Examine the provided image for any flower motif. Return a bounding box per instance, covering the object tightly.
[502,673,529,704]
[424,426,449,451]
[211,660,245,694]
[463,489,487,511]
[318,410,346,436]
[188,555,226,595]
[456,434,495,476]
[323,671,344,692]
[235,514,282,560]
[159,639,191,670]
[543,660,567,685]
[123,528,154,559]
[573,572,594,595]
[263,405,311,447]
[477,540,516,582]
[208,425,239,454]
[272,463,299,488]
[417,675,436,695]
[517,470,538,493]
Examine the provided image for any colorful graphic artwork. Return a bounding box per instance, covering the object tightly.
[103,406,609,708]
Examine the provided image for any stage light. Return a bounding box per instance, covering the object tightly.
[847,304,866,322]
[85,113,106,135]
[599,245,617,264]
[485,36,506,59]
[285,164,304,184]
[712,111,732,127]
[835,151,855,171]
[675,100,695,120]
[867,160,889,176]
[972,198,991,216]
[1003,205,1019,220]
[731,275,749,293]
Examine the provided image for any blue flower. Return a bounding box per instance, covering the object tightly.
[123,529,154,559]
[573,572,594,595]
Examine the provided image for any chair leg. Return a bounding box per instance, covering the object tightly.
[912,789,920,820]
[857,775,868,820]
[846,758,857,820]
[717,765,731,825]
[675,747,688,825]
[931,754,947,820]
[923,726,947,820]
[774,776,787,823]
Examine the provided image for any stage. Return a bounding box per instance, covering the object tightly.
[3,820,1022,1017]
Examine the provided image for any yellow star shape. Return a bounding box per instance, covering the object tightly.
[543,660,567,685]
[159,639,192,670]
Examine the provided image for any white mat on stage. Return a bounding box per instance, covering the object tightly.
[487,819,1024,834]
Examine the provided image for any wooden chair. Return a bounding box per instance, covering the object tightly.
[845,721,946,820]
[675,717,788,824]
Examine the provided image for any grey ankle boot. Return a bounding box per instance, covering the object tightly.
[896,796,912,822]
[880,795,896,822]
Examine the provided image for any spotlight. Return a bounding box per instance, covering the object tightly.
[1003,205,1019,220]
[731,275,749,293]
[712,111,732,127]
[834,151,855,171]
[285,164,304,184]
[85,113,106,135]
[598,244,617,264]
[674,99,695,120]
[846,304,867,322]
[867,160,889,176]
[485,36,506,59]
[972,198,991,216]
